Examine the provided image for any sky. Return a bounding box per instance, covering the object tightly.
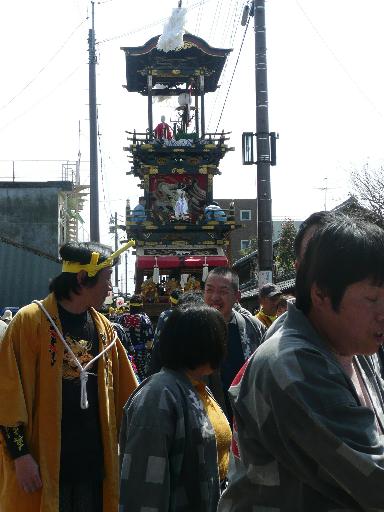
[1,0,384,290]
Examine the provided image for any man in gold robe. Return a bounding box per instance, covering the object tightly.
[0,241,138,512]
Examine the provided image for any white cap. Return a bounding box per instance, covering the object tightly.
[1,309,13,322]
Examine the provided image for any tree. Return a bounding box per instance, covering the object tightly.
[275,219,297,279]
[239,238,257,257]
[351,165,384,227]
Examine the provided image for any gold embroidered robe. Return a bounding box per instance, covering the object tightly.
[0,293,138,512]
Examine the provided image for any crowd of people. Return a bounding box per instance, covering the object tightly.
[1,210,384,511]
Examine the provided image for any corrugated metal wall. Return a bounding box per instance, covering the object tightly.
[0,242,61,307]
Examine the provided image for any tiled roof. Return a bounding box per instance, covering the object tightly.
[240,277,295,299]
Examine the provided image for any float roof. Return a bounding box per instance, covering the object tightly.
[121,33,232,94]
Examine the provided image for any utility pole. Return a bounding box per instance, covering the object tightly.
[88,1,99,241]
[254,0,273,285]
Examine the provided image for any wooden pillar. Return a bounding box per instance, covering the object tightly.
[147,72,153,139]
[194,84,199,137]
[199,74,205,138]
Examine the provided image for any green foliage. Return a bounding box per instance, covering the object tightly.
[239,238,257,257]
[275,219,297,276]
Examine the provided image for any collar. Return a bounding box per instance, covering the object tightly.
[258,308,277,323]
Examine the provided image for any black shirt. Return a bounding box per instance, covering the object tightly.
[220,315,246,423]
[220,316,245,391]
[58,304,104,482]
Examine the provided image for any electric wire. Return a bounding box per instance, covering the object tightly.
[208,1,221,43]
[0,64,84,134]
[0,18,87,112]
[295,0,384,120]
[220,0,239,47]
[207,0,246,131]
[98,0,216,45]
[212,0,224,45]
[214,14,250,133]
[194,0,204,35]
[96,107,112,221]
[229,0,243,46]
[209,0,244,115]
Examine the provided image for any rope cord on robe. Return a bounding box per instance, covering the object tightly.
[32,300,117,410]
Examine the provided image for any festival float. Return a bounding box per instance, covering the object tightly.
[120,5,239,317]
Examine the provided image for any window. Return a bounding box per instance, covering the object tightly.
[240,210,252,221]
[240,240,250,251]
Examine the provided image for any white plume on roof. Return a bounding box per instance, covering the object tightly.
[157,7,187,52]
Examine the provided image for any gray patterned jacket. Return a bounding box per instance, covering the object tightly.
[206,309,265,416]
[219,303,384,511]
[119,368,221,512]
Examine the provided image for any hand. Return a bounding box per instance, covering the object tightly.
[145,340,154,350]
[14,454,42,493]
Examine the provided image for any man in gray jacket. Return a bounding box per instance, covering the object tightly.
[148,268,265,422]
[203,267,265,420]
[219,216,384,511]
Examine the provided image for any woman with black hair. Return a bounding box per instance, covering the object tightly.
[119,304,231,512]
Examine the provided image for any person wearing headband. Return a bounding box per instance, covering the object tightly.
[0,240,138,512]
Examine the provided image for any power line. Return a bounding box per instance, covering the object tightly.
[98,0,216,44]
[295,0,384,120]
[0,18,87,112]
[208,1,222,43]
[214,15,250,133]
[194,0,204,35]
[96,107,112,221]
[207,0,245,131]
[221,0,241,47]
[0,64,84,134]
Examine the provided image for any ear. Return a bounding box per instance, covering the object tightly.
[235,290,241,302]
[76,270,88,287]
[310,282,329,309]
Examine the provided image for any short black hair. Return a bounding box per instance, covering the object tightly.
[205,267,239,293]
[178,290,204,307]
[49,242,114,301]
[294,211,335,258]
[129,294,144,314]
[296,215,384,314]
[169,288,182,306]
[159,305,227,371]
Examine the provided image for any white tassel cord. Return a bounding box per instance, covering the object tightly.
[33,300,117,410]
[152,256,160,283]
[202,257,209,282]
[157,7,187,52]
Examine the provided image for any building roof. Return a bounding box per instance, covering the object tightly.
[241,278,295,299]
[0,181,72,190]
